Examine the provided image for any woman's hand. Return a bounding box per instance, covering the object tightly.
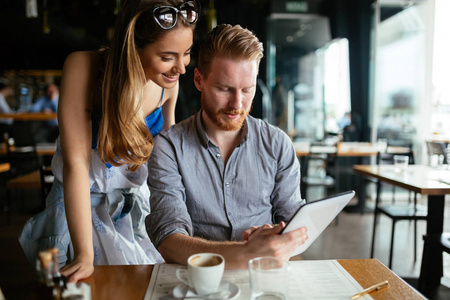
[60,255,94,283]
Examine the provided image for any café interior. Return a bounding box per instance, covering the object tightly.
[0,0,449,299]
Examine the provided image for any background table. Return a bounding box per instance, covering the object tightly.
[0,142,56,156]
[0,112,57,121]
[295,141,410,208]
[81,259,425,300]
[293,141,410,157]
[0,162,10,173]
[353,164,450,297]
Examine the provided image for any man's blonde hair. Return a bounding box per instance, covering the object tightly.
[197,24,264,78]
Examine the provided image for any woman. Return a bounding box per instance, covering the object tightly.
[19,0,199,282]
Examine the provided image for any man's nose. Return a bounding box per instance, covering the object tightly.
[228,92,243,110]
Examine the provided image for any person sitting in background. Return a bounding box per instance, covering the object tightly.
[30,83,59,116]
[0,81,14,134]
[29,83,59,142]
[146,24,308,269]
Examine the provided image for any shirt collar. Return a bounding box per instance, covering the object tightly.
[195,110,209,148]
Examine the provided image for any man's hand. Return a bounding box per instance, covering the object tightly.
[242,223,274,241]
[242,221,308,262]
[158,223,308,270]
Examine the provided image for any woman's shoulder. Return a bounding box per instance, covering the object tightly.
[63,51,101,70]
[61,51,103,88]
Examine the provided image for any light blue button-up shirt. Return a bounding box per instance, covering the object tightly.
[146,110,304,248]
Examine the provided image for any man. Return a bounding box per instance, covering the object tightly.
[29,83,59,142]
[146,24,307,269]
[30,83,59,115]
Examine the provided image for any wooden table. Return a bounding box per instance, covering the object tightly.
[294,141,410,157]
[5,170,42,190]
[0,142,56,156]
[296,141,411,212]
[0,112,57,121]
[0,162,10,173]
[353,164,450,297]
[81,259,425,299]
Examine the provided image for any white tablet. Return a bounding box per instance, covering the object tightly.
[281,190,355,256]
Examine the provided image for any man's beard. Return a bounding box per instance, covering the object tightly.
[201,95,251,131]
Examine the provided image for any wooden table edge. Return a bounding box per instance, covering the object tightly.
[338,259,426,299]
[0,112,57,121]
[352,164,450,195]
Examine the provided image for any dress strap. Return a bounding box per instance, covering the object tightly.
[160,88,164,107]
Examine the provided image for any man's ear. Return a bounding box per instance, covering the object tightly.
[193,68,203,92]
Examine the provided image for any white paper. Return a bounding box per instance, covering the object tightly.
[288,260,372,299]
[144,260,372,300]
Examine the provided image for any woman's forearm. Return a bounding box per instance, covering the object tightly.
[63,163,94,261]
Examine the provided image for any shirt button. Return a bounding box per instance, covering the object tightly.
[225,182,230,187]
[216,153,221,158]
[228,212,232,216]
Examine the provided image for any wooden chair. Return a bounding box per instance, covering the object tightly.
[300,141,341,225]
[4,164,53,224]
[300,142,338,200]
[370,148,428,269]
[39,164,54,201]
[426,141,448,165]
[2,121,45,224]
[6,121,40,177]
[5,170,42,224]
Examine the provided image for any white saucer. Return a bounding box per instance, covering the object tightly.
[173,280,240,299]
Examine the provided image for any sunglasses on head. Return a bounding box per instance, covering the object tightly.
[153,0,200,30]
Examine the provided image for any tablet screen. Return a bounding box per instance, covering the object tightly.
[281,190,355,256]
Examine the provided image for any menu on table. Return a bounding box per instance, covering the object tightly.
[144,260,372,299]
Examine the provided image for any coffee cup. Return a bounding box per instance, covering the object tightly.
[176,253,225,295]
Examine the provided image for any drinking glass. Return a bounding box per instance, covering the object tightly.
[393,155,409,173]
[248,257,290,300]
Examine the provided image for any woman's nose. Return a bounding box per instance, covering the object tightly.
[175,56,190,74]
[173,59,186,74]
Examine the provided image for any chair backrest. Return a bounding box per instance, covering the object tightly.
[300,141,338,199]
[5,120,40,177]
[302,141,338,178]
[39,164,54,201]
[9,121,37,148]
[426,141,447,164]
[377,146,415,165]
[426,141,445,155]
[6,144,39,178]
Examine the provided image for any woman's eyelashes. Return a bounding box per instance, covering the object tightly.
[161,56,174,62]
[161,52,190,62]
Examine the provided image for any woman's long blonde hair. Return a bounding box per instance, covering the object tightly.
[98,0,195,171]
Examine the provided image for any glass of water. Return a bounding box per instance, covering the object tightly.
[248,257,290,300]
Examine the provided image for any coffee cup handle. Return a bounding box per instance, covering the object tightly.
[176,268,191,287]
